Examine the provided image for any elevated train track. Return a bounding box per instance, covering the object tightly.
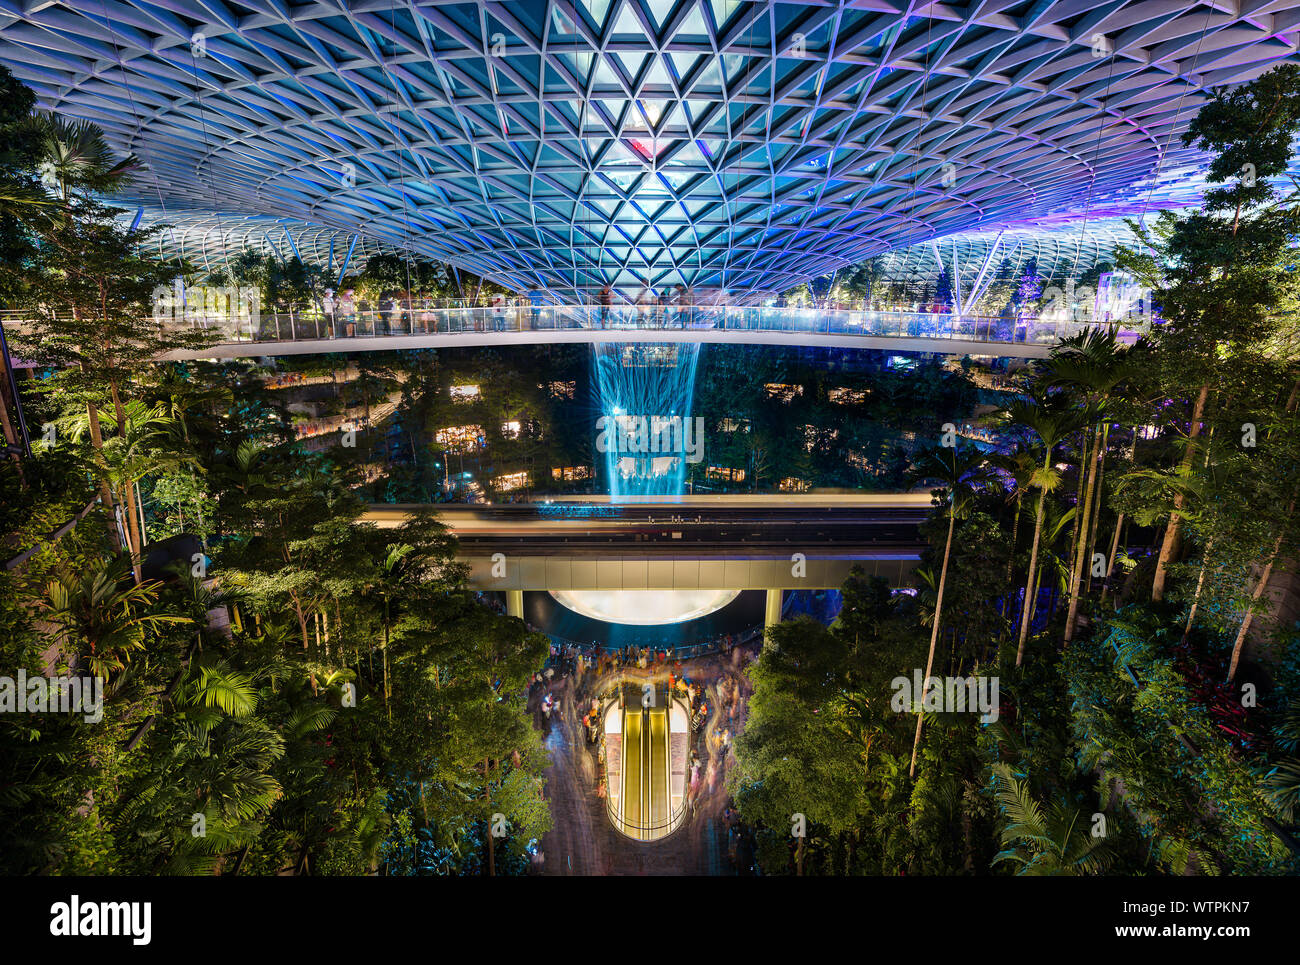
[360,494,931,591]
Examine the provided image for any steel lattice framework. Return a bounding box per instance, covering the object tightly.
[877,217,1135,293]
[2,0,1298,297]
[135,210,396,276]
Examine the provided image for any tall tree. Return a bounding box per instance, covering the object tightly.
[1000,393,1083,665]
[907,444,988,777]
[1118,66,1300,601]
[1043,327,1132,642]
[11,115,214,575]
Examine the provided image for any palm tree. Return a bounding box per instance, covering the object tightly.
[40,557,191,682]
[988,449,1038,637]
[23,115,144,557]
[1099,431,1140,605]
[127,656,286,874]
[222,439,271,497]
[1043,327,1132,643]
[989,451,1037,559]
[365,542,416,716]
[32,114,141,206]
[61,401,193,582]
[1000,393,1082,666]
[1027,497,1078,630]
[991,764,1114,875]
[907,443,989,777]
[1151,381,1212,602]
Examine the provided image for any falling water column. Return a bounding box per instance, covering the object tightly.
[591,342,702,500]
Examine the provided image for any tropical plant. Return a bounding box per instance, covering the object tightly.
[907,444,989,776]
[1043,327,1133,642]
[990,764,1114,875]
[40,557,191,681]
[998,392,1083,665]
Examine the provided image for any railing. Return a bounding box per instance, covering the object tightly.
[545,625,762,663]
[1,306,1150,352]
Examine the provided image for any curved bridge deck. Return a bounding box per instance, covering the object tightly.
[48,305,1143,360]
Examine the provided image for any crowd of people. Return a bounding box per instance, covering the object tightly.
[539,630,758,666]
[263,370,310,389]
[537,633,756,807]
[241,284,1068,347]
[312,285,734,335]
[249,284,988,343]
[489,590,762,871]
[593,283,708,328]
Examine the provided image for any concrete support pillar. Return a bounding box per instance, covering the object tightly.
[764,588,783,629]
[506,589,523,619]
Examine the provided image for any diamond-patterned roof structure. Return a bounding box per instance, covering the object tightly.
[3,0,1298,297]
[133,210,397,276]
[878,217,1137,292]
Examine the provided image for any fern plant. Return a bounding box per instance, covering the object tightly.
[990,763,1115,875]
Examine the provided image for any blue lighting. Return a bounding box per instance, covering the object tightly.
[592,342,701,501]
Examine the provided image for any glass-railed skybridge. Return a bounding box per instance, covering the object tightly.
[63,304,1149,361]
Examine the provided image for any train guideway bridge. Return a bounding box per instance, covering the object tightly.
[361,494,930,629]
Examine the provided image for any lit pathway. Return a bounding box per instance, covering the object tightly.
[297,390,403,449]
[529,647,757,876]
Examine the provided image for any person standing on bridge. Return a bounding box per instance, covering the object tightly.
[321,288,336,338]
[634,283,653,325]
[340,289,356,337]
[527,287,544,328]
[598,285,613,328]
[489,292,505,332]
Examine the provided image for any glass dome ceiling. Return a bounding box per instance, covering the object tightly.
[3,0,1297,296]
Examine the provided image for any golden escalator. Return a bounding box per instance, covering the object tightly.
[611,691,675,841]
[621,707,642,835]
[647,703,668,837]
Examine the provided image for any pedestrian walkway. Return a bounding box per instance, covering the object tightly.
[528,645,757,875]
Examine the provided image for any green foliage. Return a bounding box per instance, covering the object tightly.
[5,66,1300,880]
[0,320,548,875]
[1064,609,1293,874]
[990,763,1114,875]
